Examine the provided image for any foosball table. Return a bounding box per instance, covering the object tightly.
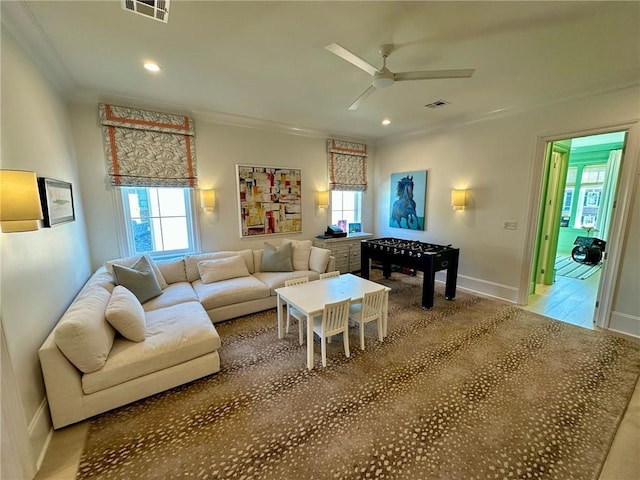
[360,237,460,310]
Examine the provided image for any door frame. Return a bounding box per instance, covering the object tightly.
[519,120,640,328]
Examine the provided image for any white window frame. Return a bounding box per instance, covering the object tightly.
[329,190,362,227]
[573,164,607,229]
[113,187,200,259]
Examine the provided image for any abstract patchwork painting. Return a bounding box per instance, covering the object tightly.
[236,165,302,236]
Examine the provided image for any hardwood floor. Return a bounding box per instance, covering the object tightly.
[524,268,601,328]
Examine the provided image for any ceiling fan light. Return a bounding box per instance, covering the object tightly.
[373,70,394,88]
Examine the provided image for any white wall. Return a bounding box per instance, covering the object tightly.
[374,86,640,335]
[610,168,640,336]
[68,102,375,270]
[1,29,92,466]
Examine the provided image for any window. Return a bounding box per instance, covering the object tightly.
[330,191,362,230]
[120,187,197,257]
[573,165,606,228]
[560,164,608,229]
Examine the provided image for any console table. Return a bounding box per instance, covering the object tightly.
[313,232,372,273]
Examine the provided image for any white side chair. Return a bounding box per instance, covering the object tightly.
[348,289,386,350]
[312,298,351,367]
[319,271,340,279]
[285,277,309,345]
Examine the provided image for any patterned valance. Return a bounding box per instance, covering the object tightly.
[99,104,197,187]
[327,139,368,191]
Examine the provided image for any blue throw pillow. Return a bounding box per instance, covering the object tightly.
[261,242,293,272]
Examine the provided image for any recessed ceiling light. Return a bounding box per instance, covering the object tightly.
[143,62,161,72]
[382,119,391,126]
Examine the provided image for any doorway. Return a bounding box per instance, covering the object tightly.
[527,131,627,328]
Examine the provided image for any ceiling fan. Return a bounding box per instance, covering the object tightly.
[325,43,475,110]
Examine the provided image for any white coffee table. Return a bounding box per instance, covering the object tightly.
[275,274,390,369]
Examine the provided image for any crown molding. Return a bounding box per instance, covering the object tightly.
[1,1,76,95]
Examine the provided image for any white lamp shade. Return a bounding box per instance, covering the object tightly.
[200,189,216,212]
[451,189,467,210]
[0,170,43,232]
[317,190,329,208]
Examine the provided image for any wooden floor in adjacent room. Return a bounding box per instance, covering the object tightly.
[524,268,601,329]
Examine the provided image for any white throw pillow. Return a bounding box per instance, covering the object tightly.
[104,254,168,289]
[309,246,331,273]
[105,286,146,342]
[156,258,187,284]
[198,255,250,284]
[185,250,255,282]
[283,239,312,271]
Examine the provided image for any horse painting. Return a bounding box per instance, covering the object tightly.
[391,175,422,229]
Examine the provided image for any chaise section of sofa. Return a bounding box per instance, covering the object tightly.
[39,272,221,429]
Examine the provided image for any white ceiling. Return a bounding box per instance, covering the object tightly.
[4,1,639,141]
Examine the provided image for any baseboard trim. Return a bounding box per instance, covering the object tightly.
[608,311,640,339]
[29,397,53,472]
[434,272,519,304]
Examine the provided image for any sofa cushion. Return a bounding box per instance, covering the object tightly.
[104,254,168,289]
[198,255,250,284]
[156,258,187,284]
[105,286,146,342]
[112,256,163,303]
[261,242,293,272]
[54,285,115,373]
[82,301,220,395]
[89,268,116,292]
[253,270,320,296]
[283,239,312,270]
[142,282,199,312]
[253,249,264,272]
[309,246,331,273]
[193,276,271,311]
[185,250,254,282]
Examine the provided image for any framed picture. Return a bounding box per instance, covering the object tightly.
[389,170,427,230]
[236,165,302,237]
[348,222,361,233]
[38,178,75,227]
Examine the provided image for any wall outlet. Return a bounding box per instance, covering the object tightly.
[503,221,518,230]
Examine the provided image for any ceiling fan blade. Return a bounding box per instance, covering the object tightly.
[326,43,379,76]
[394,69,475,81]
[348,85,376,111]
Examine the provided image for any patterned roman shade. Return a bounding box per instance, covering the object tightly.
[99,104,197,187]
[326,139,368,191]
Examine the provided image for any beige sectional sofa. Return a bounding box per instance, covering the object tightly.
[39,242,335,428]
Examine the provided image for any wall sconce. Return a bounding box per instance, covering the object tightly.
[0,170,43,233]
[316,190,329,209]
[451,189,467,211]
[200,189,216,212]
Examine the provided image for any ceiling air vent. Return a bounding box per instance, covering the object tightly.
[122,0,170,23]
[425,99,450,109]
